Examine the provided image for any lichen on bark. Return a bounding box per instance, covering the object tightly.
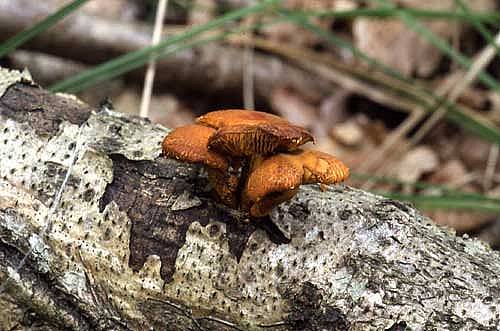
[0,67,499,331]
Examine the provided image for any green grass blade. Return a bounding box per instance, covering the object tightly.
[455,0,500,56]
[49,0,281,92]
[352,172,496,199]
[0,0,89,58]
[380,192,500,213]
[302,7,500,25]
[352,172,500,212]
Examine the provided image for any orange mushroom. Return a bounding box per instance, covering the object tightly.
[162,110,349,218]
[197,110,314,157]
[162,124,238,207]
[162,124,228,171]
[242,150,349,217]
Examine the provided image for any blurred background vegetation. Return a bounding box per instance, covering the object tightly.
[1,0,500,247]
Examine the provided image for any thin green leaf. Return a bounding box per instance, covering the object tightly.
[303,7,500,25]
[455,0,500,56]
[49,0,281,92]
[351,172,499,200]
[352,173,500,212]
[380,192,500,213]
[0,0,89,58]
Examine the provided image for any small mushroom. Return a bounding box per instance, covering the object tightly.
[162,124,238,207]
[242,150,349,217]
[163,110,349,218]
[197,110,314,157]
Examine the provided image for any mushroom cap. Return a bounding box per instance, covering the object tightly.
[298,150,350,184]
[242,149,349,217]
[196,109,286,128]
[162,124,228,171]
[207,123,313,157]
[242,153,303,217]
[197,110,314,157]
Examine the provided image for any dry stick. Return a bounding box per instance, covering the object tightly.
[139,0,168,118]
[243,44,255,110]
[363,31,500,189]
[242,17,256,110]
[483,144,499,190]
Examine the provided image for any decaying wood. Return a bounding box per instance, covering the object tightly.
[0,0,331,102]
[0,67,500,331]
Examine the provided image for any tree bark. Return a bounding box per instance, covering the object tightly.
[0,67,499,331]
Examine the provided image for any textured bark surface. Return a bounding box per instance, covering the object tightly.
[0,67,500,331]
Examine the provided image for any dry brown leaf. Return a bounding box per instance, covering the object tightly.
[458,135,494,170]
[427,210,493,232]
[188,0,216,25]
[477,218,500,248]
[353,0,497,77]
[487,185,500,199]
[114,89,195,128]
[81,0,140,21]
[330,120,363,147]
[391,145,439,182]
[315,89,352,137]
[270,87,319,130]
[353,19,451,77]
[428,159,467,185]
[397,0,495,12]
[148,95,195,128]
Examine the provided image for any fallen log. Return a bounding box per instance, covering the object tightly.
[0,67,499,330]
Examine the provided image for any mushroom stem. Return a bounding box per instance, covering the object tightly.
[207,168,239,208]
[250,187,300,218]
[238,154,265,211]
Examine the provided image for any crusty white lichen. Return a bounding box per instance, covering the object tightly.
[0,67,33,97]
[0,109,168,326]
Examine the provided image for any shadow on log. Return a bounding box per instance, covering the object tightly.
[0,68,499,330]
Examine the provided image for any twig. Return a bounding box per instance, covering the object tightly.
[198,316,245,331]
[242,16,256,110]
[243,44,255,110]
[147,298,203,330]
[483,144,499,190]
[139,0,169,118]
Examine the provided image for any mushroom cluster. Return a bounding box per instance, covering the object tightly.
[162,110,349,217]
